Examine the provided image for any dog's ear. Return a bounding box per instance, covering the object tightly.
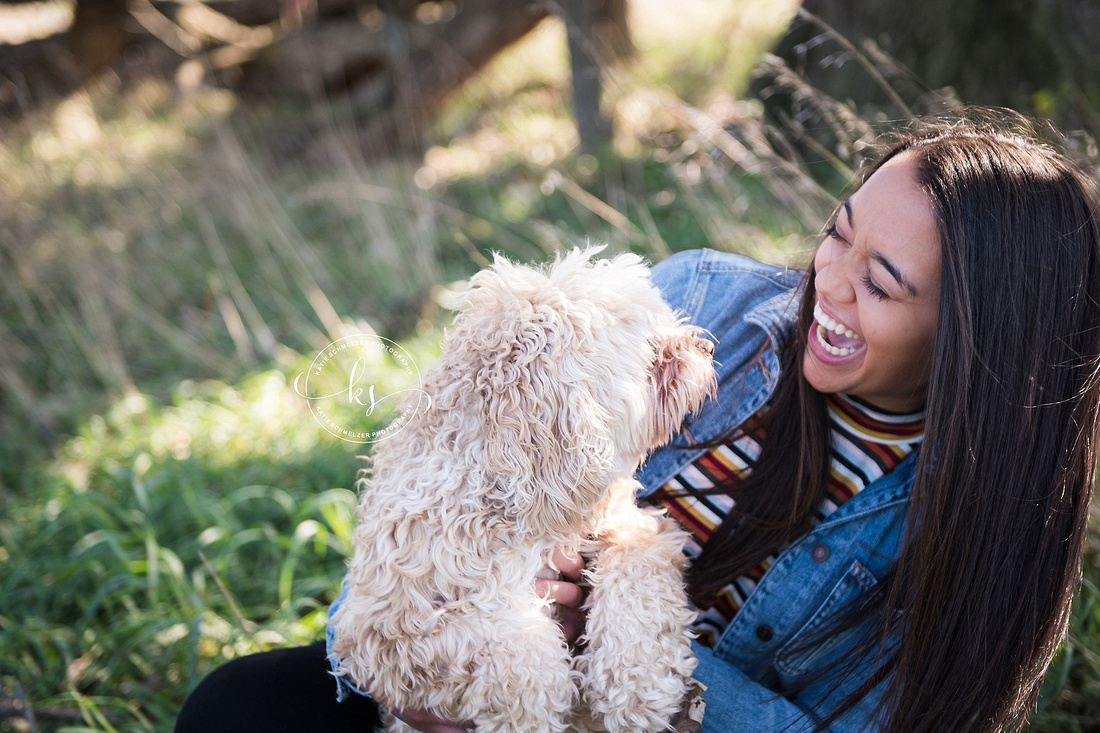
[458,267,615,540]
[650,328,717,446]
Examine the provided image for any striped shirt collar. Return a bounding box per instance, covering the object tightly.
[828,392,925,445]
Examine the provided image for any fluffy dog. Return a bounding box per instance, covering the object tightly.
[329,247,716,732]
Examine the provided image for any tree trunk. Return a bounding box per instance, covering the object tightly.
[402,0,550,121]
[65,0,131,75]
[559,0,610,154]
[325,0,550,155]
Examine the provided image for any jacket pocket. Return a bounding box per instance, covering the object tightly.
[773,560,878,679]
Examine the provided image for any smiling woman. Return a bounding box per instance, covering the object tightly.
[803,152,942,413]
[668,115,1100,733]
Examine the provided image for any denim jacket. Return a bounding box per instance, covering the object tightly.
[642,249,914,732]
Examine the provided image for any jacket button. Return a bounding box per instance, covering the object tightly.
[811,543,830,562]
[755,625,774,642]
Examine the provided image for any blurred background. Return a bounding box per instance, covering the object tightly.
[1,0,1098,730]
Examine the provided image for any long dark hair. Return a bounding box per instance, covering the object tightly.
[686,117,1100,732]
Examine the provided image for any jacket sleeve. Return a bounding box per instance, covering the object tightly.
[648,248,801,374]
[649,249,706,317]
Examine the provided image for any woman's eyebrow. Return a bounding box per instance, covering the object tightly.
[845,198,918,297]
[871,252,918,297]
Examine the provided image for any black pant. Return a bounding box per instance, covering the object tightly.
[174,642,382,732]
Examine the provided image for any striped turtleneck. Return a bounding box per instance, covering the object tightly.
[646,393,925,647]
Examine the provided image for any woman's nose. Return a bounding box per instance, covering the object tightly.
[815,250,856,304]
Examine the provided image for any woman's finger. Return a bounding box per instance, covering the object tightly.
[547,547,585,581]
[534,577,584,608]
[558,606,587,645]
[391,707,473,732]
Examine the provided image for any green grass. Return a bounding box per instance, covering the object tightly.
[0,373,363,730]
[1,3,1098,730]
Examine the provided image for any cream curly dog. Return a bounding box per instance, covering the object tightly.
[329,247,716,732]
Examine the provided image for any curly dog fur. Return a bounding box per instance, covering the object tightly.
[329,247,716,732]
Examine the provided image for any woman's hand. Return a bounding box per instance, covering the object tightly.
[535,547,588,645]
[391,707,473,732]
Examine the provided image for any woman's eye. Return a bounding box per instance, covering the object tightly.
[861,273,889,301]
[824,224,843,242]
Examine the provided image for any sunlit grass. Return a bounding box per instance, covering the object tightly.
[627,0,800,103]
[0,0,73,44]
[0,348,446,730]
[1,373,358,731]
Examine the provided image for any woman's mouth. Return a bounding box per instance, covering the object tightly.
[813,304,865,357]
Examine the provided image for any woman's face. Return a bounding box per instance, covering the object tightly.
[802,152,942,413]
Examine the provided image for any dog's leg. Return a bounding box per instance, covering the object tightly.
[372,604,579,733]
[337,601,576,733]
[444,602,578,733]
[577,500,697,733]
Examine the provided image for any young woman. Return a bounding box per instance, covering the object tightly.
[176,117,1100,732]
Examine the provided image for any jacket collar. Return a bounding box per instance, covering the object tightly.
[743,283,803,340]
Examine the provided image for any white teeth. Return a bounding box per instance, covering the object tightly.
[813,304,864,357]
[816,325,854,356]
